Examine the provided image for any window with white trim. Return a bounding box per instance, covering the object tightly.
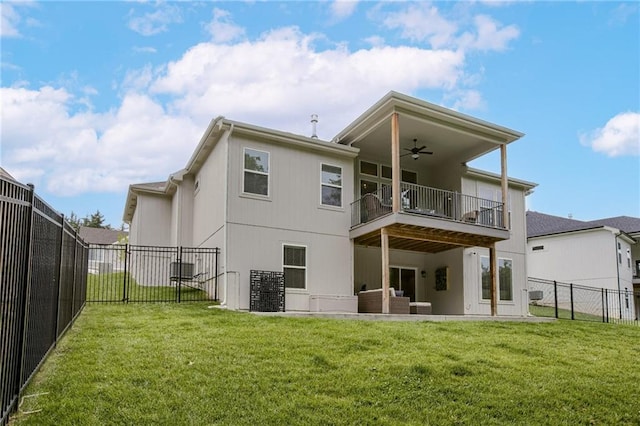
[321,164,342,207]
[243,148,269,196]
[360,160,378,177]
[481,256,513,301]
[283,245,306,289]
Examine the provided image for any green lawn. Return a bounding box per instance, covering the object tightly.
[86,272,210,302]
[528,304,605,322]
[11,304,640,425]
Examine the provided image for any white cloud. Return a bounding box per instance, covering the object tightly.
[2,7,519,197]
[330,1,359,21]
[1,3,21,37]
[451,90,486,111]
[205,8,245,43]
[609,3,638,26]
[151,25,464,135]
[458,15,520,51]
[133,46,158,54]
[380,4,519,52]
[0,86,201,195]
[580,112,640,157]
[382,4,458,49]
[128,4,183,36]
[363,35,385,47]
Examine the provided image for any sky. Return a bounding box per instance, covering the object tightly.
[1,1,639,229]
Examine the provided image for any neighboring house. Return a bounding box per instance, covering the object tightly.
[123,91,536,316]
[526,211,638,319]
[78,226,128,274]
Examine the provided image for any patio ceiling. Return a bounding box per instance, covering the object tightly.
[351,113,502,167]
[353,223,504,253]
[335,91,523,167]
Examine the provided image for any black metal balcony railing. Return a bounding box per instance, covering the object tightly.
[350,183,506,229]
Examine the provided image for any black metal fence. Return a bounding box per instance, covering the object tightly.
[528,277,639,326]
[86,244,219,303]
[1,177,88,425]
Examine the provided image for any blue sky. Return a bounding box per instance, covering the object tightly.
[1,1,638,228]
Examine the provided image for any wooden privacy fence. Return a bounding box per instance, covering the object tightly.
[1,177,88,425]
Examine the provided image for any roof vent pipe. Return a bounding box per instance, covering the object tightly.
[310,114,318,139]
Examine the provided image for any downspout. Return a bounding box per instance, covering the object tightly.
[168,174,184,247]
[221,123,234,307]
[615,232,622,319]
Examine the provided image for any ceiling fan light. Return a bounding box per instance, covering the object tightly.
[411,153,419,160]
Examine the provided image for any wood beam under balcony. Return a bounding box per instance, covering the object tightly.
[501,144,508,230]
[490,243,497,316]
[381,227,390,314]
[391,112,400,213]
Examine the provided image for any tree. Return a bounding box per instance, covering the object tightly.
[67,211,82,230]
[67,209,112,229]
[83,210,110,229]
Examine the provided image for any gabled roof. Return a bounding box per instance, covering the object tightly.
[122,117,359,223]
[586,216,640,235]
[527,211,639,242]
[0,167,16,181]
[79,226,127,245]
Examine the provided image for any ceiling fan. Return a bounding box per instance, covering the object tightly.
[401,138,433,160]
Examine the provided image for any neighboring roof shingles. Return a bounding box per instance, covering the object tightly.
[587,216,640,234]
[79,226,127,245]
[527,211,640,238]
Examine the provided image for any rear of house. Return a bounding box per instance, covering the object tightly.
[123,91,536,316]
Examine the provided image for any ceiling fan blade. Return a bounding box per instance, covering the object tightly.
[419,151,433,155]
[417,145,427,151]
[400,152,412,157]
[403,147,413,152]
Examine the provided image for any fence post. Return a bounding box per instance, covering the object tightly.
[553,280,558,319]
[16,184,36,401]
[123,244,129,303]
[53,214,65,344]
[601,288,605,323]
[570,283,574,320]
[214,248,219,301]
[605,290,609,323]
[177,246,182,303]
[71,230,78,316]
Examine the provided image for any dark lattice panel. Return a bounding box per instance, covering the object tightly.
[250,270,285,312]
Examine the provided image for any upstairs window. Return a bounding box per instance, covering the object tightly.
[243,148,269,196]
[321,164,342,207]
[360,161,378,177]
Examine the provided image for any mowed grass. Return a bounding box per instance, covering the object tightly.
[529,304,607,322]
[11,304,640,426]
[86,272,209,302]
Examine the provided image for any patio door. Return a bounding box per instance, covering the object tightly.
[390,267,416,302]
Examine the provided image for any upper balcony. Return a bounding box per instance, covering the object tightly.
[351,182,505,229]
[349,182,510,252]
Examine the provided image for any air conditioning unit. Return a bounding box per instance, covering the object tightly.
[529,290,544,301]
[170,262,194,280]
